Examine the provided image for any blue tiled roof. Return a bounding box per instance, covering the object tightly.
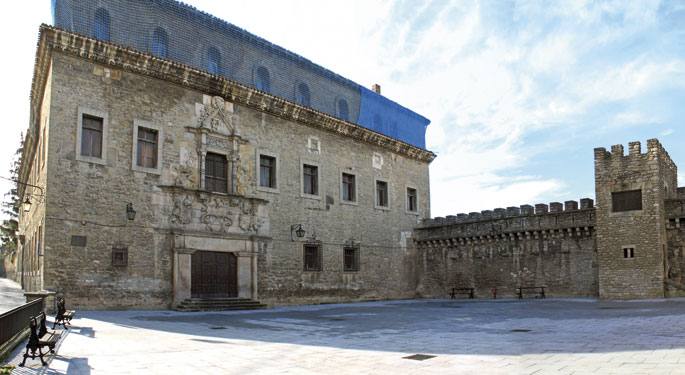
[52,0,430,149]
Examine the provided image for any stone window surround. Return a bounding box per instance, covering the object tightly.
[300,159,322,200]
[255,149,279,194]
[76,106,108,165]
[374,177,390,211]
[131,119,163,174]
[622,245,636,259]
[307,136,321,154]
[339,169,358,206]
[405,184,419,215]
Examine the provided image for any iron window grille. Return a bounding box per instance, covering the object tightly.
[343,246,360,272]
[303,243,322,271]
[112,246,128,267]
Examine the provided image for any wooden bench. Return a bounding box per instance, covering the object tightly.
[517,286,546,299]
[449,287,475,299]
[53,297,75,329]
[19,312,61,367]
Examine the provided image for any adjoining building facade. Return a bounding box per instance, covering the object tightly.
[12,0,434,309]
[416,139,685,300]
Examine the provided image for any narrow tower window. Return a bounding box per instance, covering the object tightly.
[152,27,169,58]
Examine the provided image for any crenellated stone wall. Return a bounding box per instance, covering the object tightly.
[414,199,597,298]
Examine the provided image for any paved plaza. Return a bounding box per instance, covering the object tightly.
[5,298,685,374]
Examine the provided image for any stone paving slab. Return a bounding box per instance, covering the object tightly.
[3,298,685,374]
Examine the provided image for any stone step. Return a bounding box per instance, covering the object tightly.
[175,298,267,312]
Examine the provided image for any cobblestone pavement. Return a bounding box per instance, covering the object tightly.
[5,298,685,374]
[0,278,24,314]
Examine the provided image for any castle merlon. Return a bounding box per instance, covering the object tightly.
[419,198,594,228]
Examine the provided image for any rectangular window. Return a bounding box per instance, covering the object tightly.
[343,246,360,272]
[612,190,642,212]
[303,164,318,195]
[303,243,322,271]
[136,127,158,168]
[623,247,635,259]
[407,187,417,212]
[376,180,388,208]
[205,152,228,193]
[342,173,356,202]
[259,155,276,188]
[112,246,128,267]
[81,114,103,158]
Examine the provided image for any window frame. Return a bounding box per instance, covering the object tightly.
[131,119,163,174]
[94,7,111,41]
[406,185,419,214]
[254,65,271,93]
[300,161,321,200]
[336,98,350,121]
[76,107,108,165]
[256,150,279,193]
[340,171,357,205]
[611,189,643,213]
[622,245,636,259]
[204,151,229,194]
[207,46,221,75]
[343,244,360,272]
[303,242,322,272]
[151,27,169,58]
[112,246,129,267]
[374,178,390,210]
[295,82,311,107]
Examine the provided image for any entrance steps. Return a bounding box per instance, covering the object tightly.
[175,297,267,312]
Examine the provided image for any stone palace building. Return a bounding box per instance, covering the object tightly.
[10,0,685,308]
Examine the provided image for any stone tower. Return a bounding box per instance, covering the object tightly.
[594,139,678,299]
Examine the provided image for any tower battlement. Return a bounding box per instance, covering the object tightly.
[594,139,676,172]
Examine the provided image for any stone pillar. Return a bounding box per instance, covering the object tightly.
[237,253,253,299]
[173,250,193,305]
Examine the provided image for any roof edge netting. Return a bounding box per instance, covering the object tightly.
[52,0,431,149]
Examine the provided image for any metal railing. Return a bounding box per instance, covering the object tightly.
[0,299,43,349]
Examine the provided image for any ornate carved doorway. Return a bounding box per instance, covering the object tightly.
[191,251,237,298]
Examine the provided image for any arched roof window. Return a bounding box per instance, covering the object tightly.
[296,83,311,107]
[94,8,111,41]
[255,66,271,93]
[207,47,221,75]
[152,27,169,58]
[373,114,384,133]
[337,99,349,121]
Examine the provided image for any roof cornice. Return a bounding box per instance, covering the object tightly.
[30,25,436,166]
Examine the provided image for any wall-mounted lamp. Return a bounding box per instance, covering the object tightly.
[290,224,305,241]
[126,203,137,221]
[22,197,32,213]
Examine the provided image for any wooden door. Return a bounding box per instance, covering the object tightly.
[191,251,237,298]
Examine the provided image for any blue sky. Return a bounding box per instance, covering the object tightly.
[0,0,684,218]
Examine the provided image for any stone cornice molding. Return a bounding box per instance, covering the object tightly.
[23,25,435,189]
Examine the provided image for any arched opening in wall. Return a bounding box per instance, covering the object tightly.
[94,8,111,41]
[255,66,271,93]
[152,27,169,58]
[207,47,221,75]
[296,83,311,107]
[337,99,349,121]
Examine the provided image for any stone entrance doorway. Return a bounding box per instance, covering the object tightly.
[190,251,237,298]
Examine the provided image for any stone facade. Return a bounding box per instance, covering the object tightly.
[14,26,433,309]
[415,200,597,298]
[417,139,685,300]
